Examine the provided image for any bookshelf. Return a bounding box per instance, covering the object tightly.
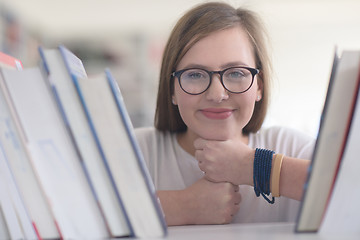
[0,6,162,130]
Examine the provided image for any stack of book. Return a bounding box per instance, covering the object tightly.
[0,46,167,239]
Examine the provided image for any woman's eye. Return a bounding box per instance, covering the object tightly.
[189,72,202,78]
[185,70,207,79]
[228,70,245,78]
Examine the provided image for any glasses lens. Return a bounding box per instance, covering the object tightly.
[223,67,253,93]
[179,69,210,94]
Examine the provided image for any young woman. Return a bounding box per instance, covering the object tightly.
[135,2,314,226]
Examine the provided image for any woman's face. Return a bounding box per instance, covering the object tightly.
[172,26,262,141]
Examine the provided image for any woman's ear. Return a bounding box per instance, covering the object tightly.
[256,72,264,101]
[172,96,177,105]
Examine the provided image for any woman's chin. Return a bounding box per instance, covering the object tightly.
[198,130,234,141]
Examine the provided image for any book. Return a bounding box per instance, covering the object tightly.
[0,67,109,239]
[74,69,167,238]
[319,68,360,234]
[39,45,131,237]
[295,50,360,232]
[0,51,23,70]
[0,172,24,240]
[0,204,10,240]
[0,142,38,239]
[0,64,60,238]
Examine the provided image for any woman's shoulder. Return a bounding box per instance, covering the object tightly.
[249,126,315,159]
[135,126,170,140]
[134,126,175,148]
[134,126,157,139]
[254,125,314,141]
[135,127,159,147]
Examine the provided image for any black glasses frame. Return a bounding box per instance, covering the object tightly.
[171,66,260,95]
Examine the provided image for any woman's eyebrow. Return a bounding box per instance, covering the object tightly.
[220,61,251,69]
[178,63,208,70]
[178,61,253,71]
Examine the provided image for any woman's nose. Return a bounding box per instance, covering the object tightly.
[205,74,229,103]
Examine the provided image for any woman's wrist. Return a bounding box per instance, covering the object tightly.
[250,149,287,203]
[157,190,192,226]
[238,148,255,186]
[253,148,275,203]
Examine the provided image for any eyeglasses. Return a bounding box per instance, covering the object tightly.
[171,66,259,95]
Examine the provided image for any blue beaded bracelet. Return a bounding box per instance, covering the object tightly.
[253,148,275,204]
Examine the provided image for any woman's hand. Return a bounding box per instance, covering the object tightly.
[194,138,255,186]
[194,138,311,201]
[157,177,241,226]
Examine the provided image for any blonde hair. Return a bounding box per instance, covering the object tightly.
[155,2,272,134]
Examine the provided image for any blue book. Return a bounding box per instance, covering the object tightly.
[39,45,131,238]
[73,68,167,238]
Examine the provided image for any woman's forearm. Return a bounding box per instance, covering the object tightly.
[157,190,190,226]
[278,156,310,201]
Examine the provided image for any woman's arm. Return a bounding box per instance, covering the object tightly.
[157,178,241,226]
[278,156,310,200]
[195,138,310,201]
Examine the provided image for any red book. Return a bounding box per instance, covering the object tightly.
[0,51,23,70]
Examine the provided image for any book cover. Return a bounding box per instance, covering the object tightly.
[106,69,167,236]
[39,45,131,237]
[319,63,360,234]
[0,173,24,240]
[0,67,108,239]
[0,205,10,240]
[0,143,37,239]
[73,69,167,238]
[295,50,360,232]
[0,68,59,239]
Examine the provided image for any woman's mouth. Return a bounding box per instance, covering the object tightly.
[200,108,234,120]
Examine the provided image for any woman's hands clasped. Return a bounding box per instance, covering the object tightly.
[184,177,241,224]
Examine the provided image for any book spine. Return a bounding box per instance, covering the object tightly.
[105,69,167,233]
[72,75,134,237]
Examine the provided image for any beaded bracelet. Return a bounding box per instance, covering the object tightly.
[253,148,275,204]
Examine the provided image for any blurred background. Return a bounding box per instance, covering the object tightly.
[0,0,359,137]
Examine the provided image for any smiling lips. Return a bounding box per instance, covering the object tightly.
[200,108,234,119]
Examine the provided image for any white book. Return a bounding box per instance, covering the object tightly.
[74,69,167,238]
[0,69,59,239]
[0,143,38,239]
[320,73,360,234]
[296,50,360,232]
[0,205,10,240]
[0,180,23,240]
[0,67,108,239]
[39,45,131,237]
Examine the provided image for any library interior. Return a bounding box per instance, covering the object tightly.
[0,0,360,239]
[0,0,359,135]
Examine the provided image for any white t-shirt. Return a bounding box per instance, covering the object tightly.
[134,126,315,223]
